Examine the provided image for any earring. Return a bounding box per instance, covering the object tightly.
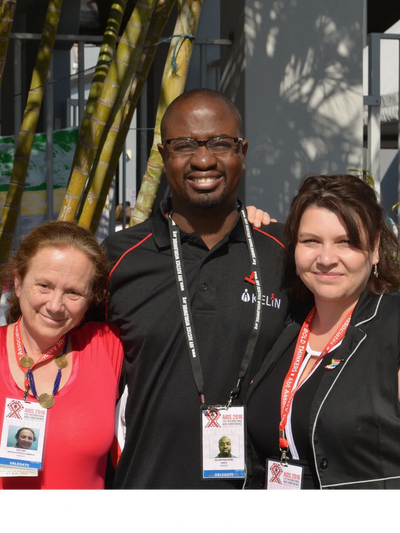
[295,270,299,276]
[373,264,378,278]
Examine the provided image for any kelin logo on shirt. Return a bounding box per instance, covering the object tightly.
[241,289,282,309]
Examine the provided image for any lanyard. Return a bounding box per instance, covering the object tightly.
[279,306,353,461]
[168,208,263,407]
[14,317,67,402]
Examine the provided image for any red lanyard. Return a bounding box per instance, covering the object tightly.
[279,306,353,453]
[14,317,66,397]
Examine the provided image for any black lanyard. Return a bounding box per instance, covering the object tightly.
[168,208,263,407]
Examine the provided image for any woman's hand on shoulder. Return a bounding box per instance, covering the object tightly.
[246,206,277,228]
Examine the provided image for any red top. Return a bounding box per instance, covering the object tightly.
[0,322,124,489]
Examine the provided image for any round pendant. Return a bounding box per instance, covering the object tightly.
[38,393,55,409]
[55,355,68,369]
[20,356,34,368]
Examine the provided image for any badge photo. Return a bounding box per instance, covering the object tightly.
[0,398,47,474]
[201,406,246,479]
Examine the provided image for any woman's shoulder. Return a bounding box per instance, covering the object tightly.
[352,290,400,325]
[384,290,400,298]
[380,291,400,307]
[70,321,120,342]
[70,321,123,377]
[379,291,400,313]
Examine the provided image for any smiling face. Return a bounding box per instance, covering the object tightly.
[16,429,35,449]
[14,246,95,348]
[158,96,247,212]
[295,207,379,308]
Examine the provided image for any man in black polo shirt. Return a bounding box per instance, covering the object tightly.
[105,89,289,489]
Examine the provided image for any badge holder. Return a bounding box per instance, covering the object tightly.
[201,404,246,479]
[266,446,303,490]
[0,398,48,477]
[170,209,262,482]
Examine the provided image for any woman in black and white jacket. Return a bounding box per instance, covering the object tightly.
[247,174,400,489]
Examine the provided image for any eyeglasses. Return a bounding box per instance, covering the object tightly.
[164,136,243,155]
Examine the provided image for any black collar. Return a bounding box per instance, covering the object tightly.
[289,290,384,329]
[151,198,247,249]
[351,289,383,326]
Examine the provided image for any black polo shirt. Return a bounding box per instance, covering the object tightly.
[104,198,290,489]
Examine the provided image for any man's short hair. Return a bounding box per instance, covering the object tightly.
[160,89,244,141]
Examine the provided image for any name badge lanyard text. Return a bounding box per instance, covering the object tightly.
[279,306,353,464]
[168,208,263,408]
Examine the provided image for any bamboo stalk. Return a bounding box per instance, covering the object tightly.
[78,0,176,232]
[130,0,203,226]
[58,0,157,223]
[0,0,17,91]
[0,0,64,262]
[69,1,128,185]
[77,0,161,228]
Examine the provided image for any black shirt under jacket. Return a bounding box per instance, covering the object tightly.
[104,198,290,489]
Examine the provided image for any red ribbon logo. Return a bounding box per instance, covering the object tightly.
[6,399,24,419]
[269,462,283,484]
[204,410,221,428]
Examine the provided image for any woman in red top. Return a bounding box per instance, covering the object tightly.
[0,221,124,489]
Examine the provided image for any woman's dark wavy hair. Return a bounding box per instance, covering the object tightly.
[0,220,110,323]
[284,174,400,301]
